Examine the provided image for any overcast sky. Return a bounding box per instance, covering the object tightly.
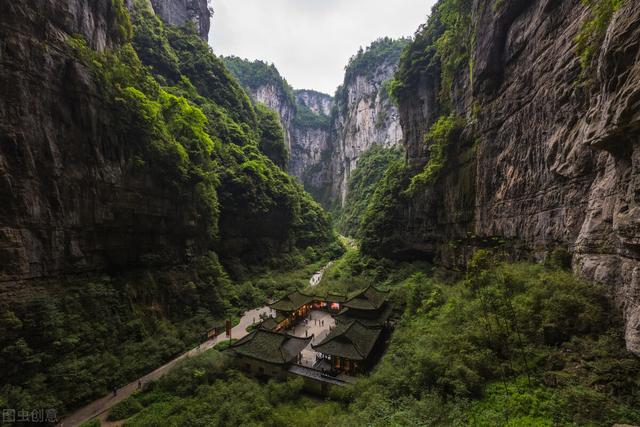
[210,0,437,94]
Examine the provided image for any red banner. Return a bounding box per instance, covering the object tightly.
[225,319,231,337]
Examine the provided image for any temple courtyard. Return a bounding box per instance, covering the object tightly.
[226,286,394,392]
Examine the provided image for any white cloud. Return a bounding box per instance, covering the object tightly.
[210,0,437,94]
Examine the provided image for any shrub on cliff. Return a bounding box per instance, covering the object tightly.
[404,114,466,196]
[255,103,289,169]
[359,160,412,258]
[336,145,404,237]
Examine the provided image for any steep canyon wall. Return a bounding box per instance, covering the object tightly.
[373,0,640,354]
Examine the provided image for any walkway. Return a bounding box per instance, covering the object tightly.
[58,306,271,427]
[309,261,332,287]
[286,310,335,367]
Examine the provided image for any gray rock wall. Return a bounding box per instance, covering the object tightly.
[0,0,202,282]
[149,0,210,39]
[331,64,403,205]
[388,0,640,354]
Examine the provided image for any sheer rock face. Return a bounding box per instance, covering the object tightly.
[331,63,403,205]
[296,90,333,116]
[291,91,333,192]
[390,0,640,354]
[251,84,296,154]
[0,0,201,283]
[149,0,210,40]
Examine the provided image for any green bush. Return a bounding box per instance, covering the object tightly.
[404,114,465,196]
[336,146,403,237]
[255,103,289,168]
[575,0,625,77]
[359,161,412,257]
[108,396,144,421]
[79,419,101,427]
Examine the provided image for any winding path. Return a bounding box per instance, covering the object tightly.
[309,261,332,287]
[59,257,339,426]
[58,306,272,427]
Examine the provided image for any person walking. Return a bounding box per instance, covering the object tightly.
[138,380,142,390]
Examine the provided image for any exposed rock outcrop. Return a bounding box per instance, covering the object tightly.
[149,0,210,39]
[226,40,407,208]
[374,0,640,354]
[0,0,201,281]
[330,62,403,205]
[291,90,334,198]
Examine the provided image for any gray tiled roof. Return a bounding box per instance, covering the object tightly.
[269,290,315,312]
[229,329,311,364]
[343,286,389,310]
[312,320,382,361]
[335,303,392,327]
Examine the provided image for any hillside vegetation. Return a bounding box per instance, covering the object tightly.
[111,250,640,426]
[0,0,342,416]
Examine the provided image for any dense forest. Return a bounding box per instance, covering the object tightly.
[1,0,639,426]
[0,0,341,417]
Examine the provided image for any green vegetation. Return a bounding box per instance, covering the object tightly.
[359,161,412,258]
[109,250,640,426]
[575,0,625,77]
[0,254,233,415]
[391,0,474,107]
[336,146,403,237]
[223,56,296,106]
[363,0,475,251]
[293,102,332,129]
[79,419,100,427]
[119,350,344,426]
[108,394,144,421]
[256,103,289,168]
[110,0,133,43]
[326,252,640,425]
[0,0,342,418]
[404,114,465,196]
[336,37,410,108]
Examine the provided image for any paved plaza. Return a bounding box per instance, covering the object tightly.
[286,310,336,367]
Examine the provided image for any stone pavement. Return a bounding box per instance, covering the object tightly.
[58,306,271,427]
[287,310,335,367]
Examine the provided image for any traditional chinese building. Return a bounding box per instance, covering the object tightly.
[312,320,383,375]
[334,285,392,328]
[269,290,315,330]
[227,329,312,379]
[258,313,287,331]
[269,290,347,331]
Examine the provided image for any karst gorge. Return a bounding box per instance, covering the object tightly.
[1,0,640,425]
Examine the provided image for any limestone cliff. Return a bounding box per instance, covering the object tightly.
[222,57,297,154]
[363,0,640,354]
[0,0,199,281]
[292,90,334,200]
[149,0,210,39]
[329,39,407,205]
[0,0,336,283]
[225,39,407,209]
